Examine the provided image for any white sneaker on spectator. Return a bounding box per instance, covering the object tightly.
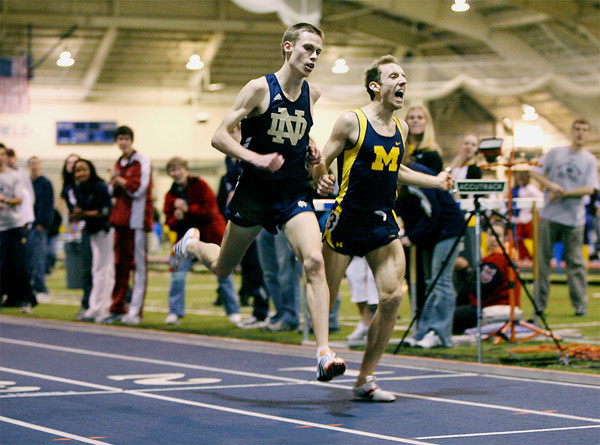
[122,314,142,325]
[228,313,242,324]
[415,330,442,349]
[35,292,50,303]
[236,316,267,329]
[353,376,396,402]
[346,321,369,341]
[399,337,418,347]
[165,313,180,325]
[94,312,111,324]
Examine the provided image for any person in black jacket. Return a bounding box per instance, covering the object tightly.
[70,159,114,323]
[397,163,464,348]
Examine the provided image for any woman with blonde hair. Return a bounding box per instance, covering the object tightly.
[405,105,443,173]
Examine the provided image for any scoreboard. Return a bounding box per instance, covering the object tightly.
[56,121,117,145]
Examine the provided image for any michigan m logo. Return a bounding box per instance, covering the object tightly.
[371,145,400,171]
[267,108,307,145]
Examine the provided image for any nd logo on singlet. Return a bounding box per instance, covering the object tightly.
[267,108,307,145]
[371,145,400,171]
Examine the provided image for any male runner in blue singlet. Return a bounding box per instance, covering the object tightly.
[313,55,453,401]
[170,23,346,382]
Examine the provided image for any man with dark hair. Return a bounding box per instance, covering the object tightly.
[312,55,452,401]
[104,125,153,325]
[171,23,347,382]
[530,117,598,317]
[27,156,54,300]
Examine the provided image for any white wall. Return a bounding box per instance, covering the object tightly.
[0,98,361,221]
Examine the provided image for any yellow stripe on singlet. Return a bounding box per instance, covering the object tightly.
[336,109,367,205]
[323,204,342,249]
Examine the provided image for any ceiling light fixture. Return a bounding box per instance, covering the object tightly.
[521,105,538,121]
[332,58,349,74]
[451,0,470,12]
[186,54,204,70]
[56,51,75,67]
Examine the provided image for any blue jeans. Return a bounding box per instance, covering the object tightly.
[168,258,239,317]
[415,237,459,347]
[26,227,48,294]
[256,230,301,327]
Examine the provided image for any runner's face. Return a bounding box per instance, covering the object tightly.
[286,31,322,77]
[377,63,407,109]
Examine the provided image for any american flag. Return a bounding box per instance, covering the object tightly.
[0,56,29,114]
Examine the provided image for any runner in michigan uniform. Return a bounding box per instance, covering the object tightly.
[313,55,453,401]
[323,107,404,257]
[170,23,346,382]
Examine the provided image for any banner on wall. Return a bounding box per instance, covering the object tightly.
[0,56,29,114]
[57,121,117,144]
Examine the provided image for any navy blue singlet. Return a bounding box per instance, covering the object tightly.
[335,108,405,213]
[240,73,313,181]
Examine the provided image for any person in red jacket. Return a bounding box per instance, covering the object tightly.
[453,222,521,334]
[163,157,240,324]
[104,125,153,325]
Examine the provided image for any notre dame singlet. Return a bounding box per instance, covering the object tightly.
[225,74,316,233]
[240,73,313,181]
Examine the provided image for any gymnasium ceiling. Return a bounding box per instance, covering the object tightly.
[1,0,599,152]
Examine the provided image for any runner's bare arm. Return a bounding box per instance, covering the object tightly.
[211,78,284,172]
[313,112,357,196]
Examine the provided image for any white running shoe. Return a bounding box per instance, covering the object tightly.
[353,376,396,402]
[169,228,200,270]
[165,313,180,325]
[414,330,443,349]
[317,349,346,382]
[346,320,369,341]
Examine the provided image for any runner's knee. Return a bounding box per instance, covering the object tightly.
[302,252,325,280]
[378,290,402,312]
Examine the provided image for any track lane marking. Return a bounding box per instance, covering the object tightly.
[4,318,596,388]
[125,389,436,445]
[0,415,113,444]
[0,366,434,445]
[417,424,600,440]
[2,338,599,424]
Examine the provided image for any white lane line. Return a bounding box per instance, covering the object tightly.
[384,390,600,424]
[482,373,600,389]
[331,373,477,384]
[0,367,122,391]
[0,415,113,444]
[2,338,599,424]
[0,338,304,384]
[127,390,436,445]
[0,390,120,399]
[417,424,600,440]
[134,382,295,393]
[0,367,434,445]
